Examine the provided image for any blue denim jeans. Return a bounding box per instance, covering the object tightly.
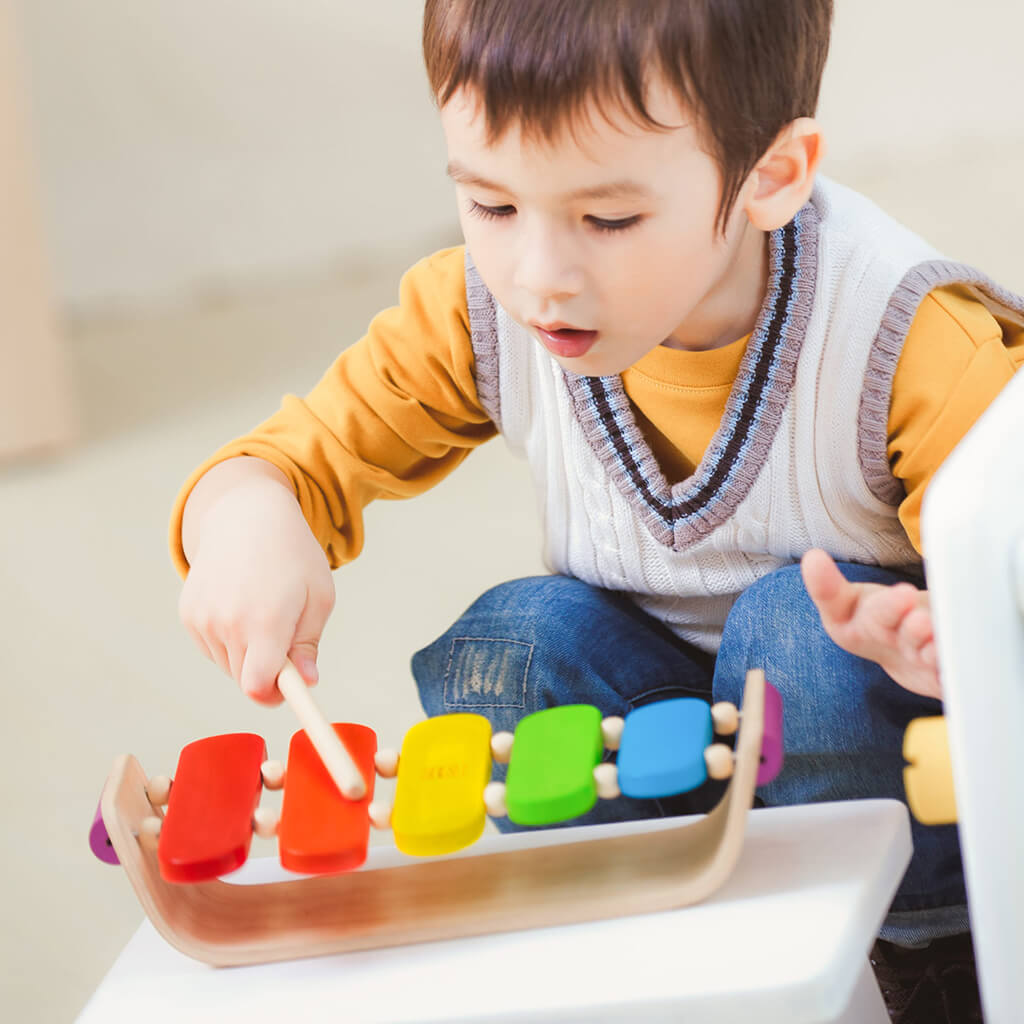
[411,566,968,945]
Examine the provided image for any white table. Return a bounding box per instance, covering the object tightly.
[79,799,910,1023]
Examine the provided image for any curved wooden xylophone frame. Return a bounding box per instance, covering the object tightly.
[99,669,769,967]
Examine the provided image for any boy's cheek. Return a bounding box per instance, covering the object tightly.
[461,241,514,308]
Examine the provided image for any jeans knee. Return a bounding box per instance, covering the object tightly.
[411,632,531,725]
[411,578,554,734]
[714,564,817,700]
[412,574,714,735]
[724,563,811,636]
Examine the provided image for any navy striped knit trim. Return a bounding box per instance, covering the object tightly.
[566,201,820,549]
[859,261,1024,505]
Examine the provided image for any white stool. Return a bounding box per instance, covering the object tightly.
[78,798,909,1024]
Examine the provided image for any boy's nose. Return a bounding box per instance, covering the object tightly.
[512,230,583,302]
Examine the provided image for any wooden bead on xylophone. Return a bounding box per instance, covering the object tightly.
[91,668,781,966]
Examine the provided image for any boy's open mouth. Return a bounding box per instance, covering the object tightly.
[532,323,599,360]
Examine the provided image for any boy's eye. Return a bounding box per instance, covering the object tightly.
[468,200,516,221]
[586,214,643,233]
[466,201,641,234]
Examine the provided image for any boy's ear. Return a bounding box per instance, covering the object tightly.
[743,118,825,231]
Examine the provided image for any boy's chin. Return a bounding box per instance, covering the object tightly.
[545,351,609,377]
[544,347,637,378]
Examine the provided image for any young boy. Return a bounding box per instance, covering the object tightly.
[173,2,1020,1018]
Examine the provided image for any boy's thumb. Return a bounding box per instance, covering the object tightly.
[289,583,333,686]
[287,640,320,686]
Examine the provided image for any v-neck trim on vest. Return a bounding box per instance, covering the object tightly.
[563,199,820,550]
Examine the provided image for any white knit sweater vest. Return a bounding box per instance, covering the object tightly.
[465,178,1024,652]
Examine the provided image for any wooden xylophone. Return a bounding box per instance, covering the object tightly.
[92,669,782,967]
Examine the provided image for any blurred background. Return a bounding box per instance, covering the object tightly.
[1,1,1021,1019]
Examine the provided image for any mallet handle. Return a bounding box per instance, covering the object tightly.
[277,660,366,801]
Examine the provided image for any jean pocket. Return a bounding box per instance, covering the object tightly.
[443,637,532,711]
[629,684,711,709]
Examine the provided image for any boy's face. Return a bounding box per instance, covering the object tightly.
[440,83,767,376]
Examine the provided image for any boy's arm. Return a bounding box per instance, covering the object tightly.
[180,455,293,566]
[173,247,496,701]
[888,284,1024,553]
[170,246,495,576]
[805,284,1024,698]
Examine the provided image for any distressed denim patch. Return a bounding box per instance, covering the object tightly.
[443,637,531,710]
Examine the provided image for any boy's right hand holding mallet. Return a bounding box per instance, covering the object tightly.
[177,456,334,705]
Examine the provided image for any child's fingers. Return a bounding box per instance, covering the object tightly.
[896,606,935,668]
[800,549,857,625]
[918,641,938,669]
[185,623,218,667]
[239,636,291,706]
[179,586,235,678]
[225,642,246,684]
[204,635,233,679]
[287,582,336,686]
[222,616,256,683]
[287,643,320,685]
[900,605,934,646]
[864,582,919,633]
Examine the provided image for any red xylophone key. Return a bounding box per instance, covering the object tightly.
[158,733,267,883]
[278,723,377,874]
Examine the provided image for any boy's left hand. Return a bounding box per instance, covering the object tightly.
[800,549,942,701]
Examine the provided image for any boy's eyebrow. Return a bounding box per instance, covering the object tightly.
[446,161,653,201]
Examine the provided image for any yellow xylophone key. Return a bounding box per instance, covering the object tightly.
[903,716,957,824]
[391,714,492,856]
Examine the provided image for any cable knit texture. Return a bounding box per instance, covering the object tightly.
[465,178,1024,651]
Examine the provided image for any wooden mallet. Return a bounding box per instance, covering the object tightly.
[276,659,366,801]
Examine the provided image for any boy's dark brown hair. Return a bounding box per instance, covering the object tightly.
[424,0,833,232]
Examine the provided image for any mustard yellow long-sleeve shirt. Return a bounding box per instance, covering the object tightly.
[170,246,1024,575]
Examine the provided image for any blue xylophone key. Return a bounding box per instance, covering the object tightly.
[617,698,713,799]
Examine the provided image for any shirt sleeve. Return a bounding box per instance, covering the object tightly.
[168,246,495,576]
[888,284,1024,554]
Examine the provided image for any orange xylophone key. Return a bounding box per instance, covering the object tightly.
[278,723,377,874]
[158,733,267,883]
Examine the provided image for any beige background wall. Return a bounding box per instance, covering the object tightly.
[14,0,444,310]
[11,0,1024,312]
